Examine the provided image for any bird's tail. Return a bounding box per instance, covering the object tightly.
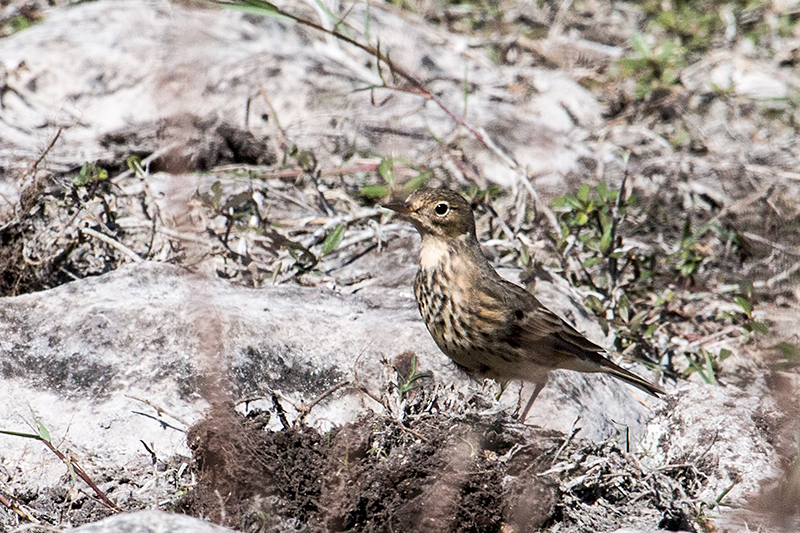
[602,359,665,397]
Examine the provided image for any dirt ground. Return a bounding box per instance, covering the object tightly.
[176,394,699,533]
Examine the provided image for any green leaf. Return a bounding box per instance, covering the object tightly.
[776,342,800,360]
[73,163,107,187]
[403,171,431,191]
[361,185,391,198]
[551,196,567,208]
[0,428,42,439]
[750,321,768,334]
[577,183,591,202]
[377,157,395,186]
[596,182,608,203]
[216,0,291,20]
[719,348,732,362]
[575,212,589,226]
[296,150,317,173]
[656,290,676,306]
[583,256,601,268]
[617,294,630,323]
[645,323,659,337]
[600,223,613,254]
[703,350,717,385]
[734,296,752,317]
[630,310,648,326]
[679,262,695,276]
[126,155,142,173]
[519,245,530,267]
[36,420,51,443]
[682,216,693,242]
[322,224,345,256]
[585,295,604,315]
[211,181,223,206]
[285,241,317,271]
[565,196,583,210]
[631,33,651,56]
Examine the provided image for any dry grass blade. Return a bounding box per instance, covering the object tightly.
[0,427,122,513]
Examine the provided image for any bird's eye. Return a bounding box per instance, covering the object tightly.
[434,202,449,216]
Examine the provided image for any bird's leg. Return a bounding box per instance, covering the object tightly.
[518,379,546,422]
[494,379,510,400]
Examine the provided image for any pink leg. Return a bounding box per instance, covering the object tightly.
[518,380,546,422]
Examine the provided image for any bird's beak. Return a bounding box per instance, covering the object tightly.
[382,201,413,214]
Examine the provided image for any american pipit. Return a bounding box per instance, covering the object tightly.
[384,188,664,420]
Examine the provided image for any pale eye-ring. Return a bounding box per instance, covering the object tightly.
[434,202,449,216]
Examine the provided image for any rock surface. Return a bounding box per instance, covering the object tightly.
[0,261,657,488]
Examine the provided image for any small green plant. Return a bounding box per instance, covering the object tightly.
[617,34,685,99]
[696,474,740,521]
[0,418,121,511]
[195,181,259,245]
[672,217,707,282]
[552,180,652,295]
[360,156,431,200]
[393,354,433,400]
[551,180,667,361]
[1,12,40,36]
[721,282,769,335]
[464,183,500,204]
[72,162,108,188]
[683,346,732,384]
[321,224,345,256]
[648,1,720,53]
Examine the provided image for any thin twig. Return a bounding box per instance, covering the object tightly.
[39,439,122,512]
[10,524,64,533]
[130,411,186,433]
[80,227,142,262]
[298,380,352,423]
[763,259,800,288]
[27,128,63,178]
[548,0,575,39]
[0,491,38,524]
[742,232,800,257]
[258,83,289,148]
[126,395,190,427]
[608,155,629,287]
[211,161,381,179]
[393,418,428,442]
[687,184,773,245]
[551,417,582,466]
[109,143,182,183]
[746,164,800,182]
[212,0,518,167]
[272,392,290,430]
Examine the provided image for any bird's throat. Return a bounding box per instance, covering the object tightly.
[419,237,451,270]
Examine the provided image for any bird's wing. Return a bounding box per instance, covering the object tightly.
[490,278,664,396]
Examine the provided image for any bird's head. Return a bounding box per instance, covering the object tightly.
[383,189,476,240]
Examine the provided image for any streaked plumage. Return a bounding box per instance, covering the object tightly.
[384,188,664,420]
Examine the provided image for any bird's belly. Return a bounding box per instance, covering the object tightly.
[415,269,471,358]
[414,265,551,383]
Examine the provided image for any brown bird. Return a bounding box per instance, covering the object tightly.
[384,188,664,420]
